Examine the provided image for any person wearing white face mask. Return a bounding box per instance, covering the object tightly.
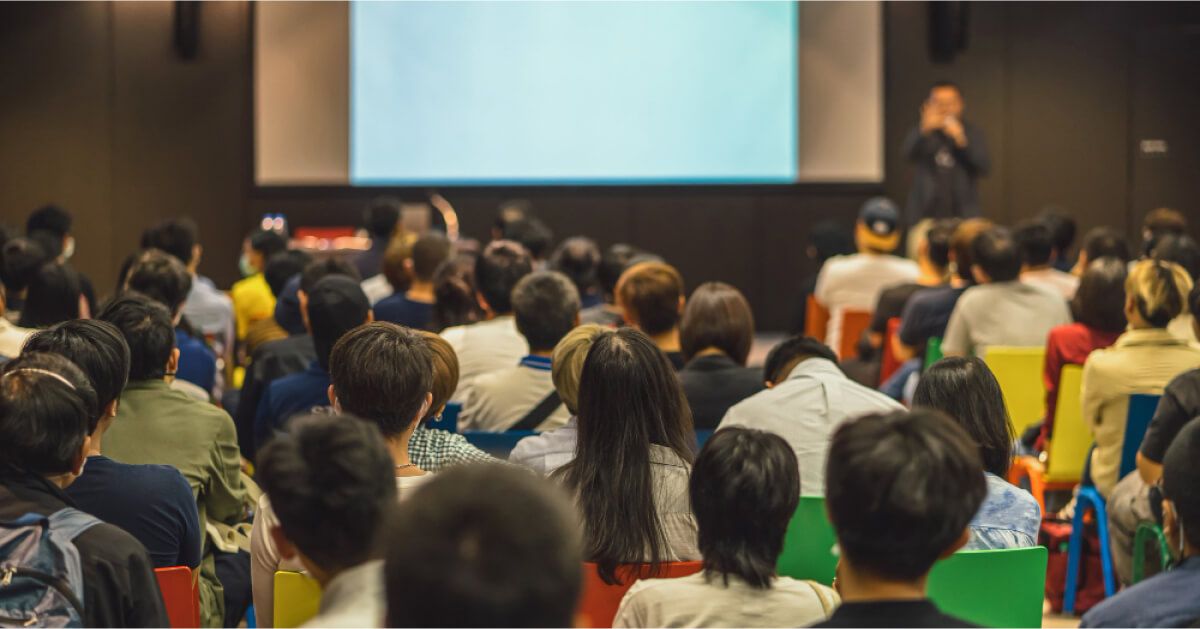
[230,228,288,341]
[26,204,96,317]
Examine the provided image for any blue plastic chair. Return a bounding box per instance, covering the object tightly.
[1063,393,1161,614]
[425,402,462,433]
[695,430,715,450]
[462,430,537,458]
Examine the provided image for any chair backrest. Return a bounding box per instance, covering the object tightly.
[578,561,704,628]
[462,430,538,458]
[425,401,461,433]
[695,429,715,450]
[1046,364,1090,483]
[805,295,829,342]
[879,317,902,385]
[927,546,1048,628]
[776,496,838,585]
[273,571,322,629]
[839,310,873,360]
[924,337,943,369]
[1121,394,1161,478]
[981,346,1047,435]
[154,566,200,628]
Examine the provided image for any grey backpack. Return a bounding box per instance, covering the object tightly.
[0,508,101,628]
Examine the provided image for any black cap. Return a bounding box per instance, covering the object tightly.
[859,197,900,237]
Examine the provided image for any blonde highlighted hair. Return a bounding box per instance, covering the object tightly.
[551,324,606,415]
[1126,259,1193,328]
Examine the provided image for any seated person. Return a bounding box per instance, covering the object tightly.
[460,271,578,432]
[813,197,918,357]
[27,320,201,570]
[1082,419,1200,628]
[718,336,903,495]
[231,228,287,341]
[1151,234,1200,341]
[942,226,1072,357]
[616,261,688,369]
[354,198,402,280]
[614,428,839,628]
[256,413,398,627]
[1016,221,1079,300]
[431,253,485,330]
[552,236,605,310]
[26,204,95,314]
[0,284,33,359]
[0,352,168,626]
[581,243,638,327]
[814,410,986,628]
[374,232,451,330]
[912,357,1041,549]
[441,240,533,401]
[1071,227,1132,276]
[259,249,313,338]
[254,275,372,452]
[384,464,583,627]
[1038,209,1077,273]
[866,218,956,358]
[678,282,764,429]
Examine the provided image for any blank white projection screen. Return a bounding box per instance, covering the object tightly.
[254,1,882,186]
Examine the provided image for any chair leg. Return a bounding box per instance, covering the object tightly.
[1092,495,1116,597]
[1063,495,1088,615]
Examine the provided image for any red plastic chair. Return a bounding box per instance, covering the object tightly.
[155,566,200,628]
[578,561,703,628]
[804,295,829,342]
[878,317,902,385]
[839,310,873,360]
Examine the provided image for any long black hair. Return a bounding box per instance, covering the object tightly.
[554,328,695,584]
[912,356,1014,477]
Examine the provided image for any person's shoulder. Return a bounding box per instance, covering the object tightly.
[74,519,155,568]
[625,571,706,599]
[1166,367,1200,396]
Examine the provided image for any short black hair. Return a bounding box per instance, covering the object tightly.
[763,335,838,384]
[511,271,580,353]
[1152,234,1200,282]
[597,243,640,299]
[141,219,198,266]
[1013,222,1054,268]
[257,413,397,573]
[1,237,49,294]
[1162,419,1200,549]
[912,356,1015,477]
[825,410,986,581]
[503,217,554,260]
[411,233,452,282]
[551,237,601,296]
[329,322,432,438]
[26,205,72,238]
[264,250,313,298]
[125,249,193,316]
[97,293,176,381]
[972,227,1022,282]
[19,263,81,329]
[306,276,371,371]
[28,229,64,260]
[248,229,288,258]
[926,219,959,269]
[690,428,799,589]
[475,240,534,315]
[23,320,130,428]
[363,198,402,240]
[299,257,360,294]
[0,352,98,475]
[1037,208,1077,257]
[1082,227,1131,264]
[1074,257,1128,334]
[385,464,582,628]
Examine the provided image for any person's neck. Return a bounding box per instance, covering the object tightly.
[387,433,423,477]
[696,347,726,358]
[86,424,108,457]
[529,348,554,358]
[405,281,434,303]
[649,328,681,353]
[917,261,946,286]
[838,562,928,603]
[1022,264,1051,274]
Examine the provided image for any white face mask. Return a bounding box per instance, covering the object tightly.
[238,253,256,277]
[61,236,75,261]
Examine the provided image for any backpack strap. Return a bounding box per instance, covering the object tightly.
[510,390,561,432]
[807,580,835,617]
[47,507,104,605]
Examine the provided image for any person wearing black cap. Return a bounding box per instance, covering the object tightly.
[902,81,990,226]
[1081,419,1200,628]
[252,275,372,453]
[813,197,919,357]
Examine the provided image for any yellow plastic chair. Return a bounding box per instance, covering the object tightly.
[982,346,1046,436]
[273,571,321,628]
[1009,364,1090,511]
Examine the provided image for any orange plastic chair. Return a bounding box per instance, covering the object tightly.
[578,561,703,628]
[804,295,829,342]
[154,566,200,628]
[879,317,902,385]
[839,310,873,360]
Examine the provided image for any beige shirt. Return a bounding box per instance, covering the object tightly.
[613,572,839,628]
[1082,328,1200,496]
[645,445,701,562]
[0,319,32,359]
[813,253,919,357]
[441,316,529,403]
[459,360,571,432]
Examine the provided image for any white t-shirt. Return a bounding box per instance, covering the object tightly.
[441,316,529,403]
[814,253,919,356]
[613,572,839,628]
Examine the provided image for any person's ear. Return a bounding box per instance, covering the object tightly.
[167,348,180,375]
[414,392,433,424]
[573,312,581,327]
[971,265,988,284]
[677,295,686,315]
[366,309,375,324]
[403,258,415,274]
[939,528,971,560]
[1163,499,1178,545]
[765,380,775,389]
[270,526,298,561]
[1125,294,1139,321]
[192,244,203,269]
[327,384,337,408]
[72,435,91,476]
[104,398,119,420]
[476,293,493,317]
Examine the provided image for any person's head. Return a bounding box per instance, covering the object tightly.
[1,237,48,295]
[680,282,754,365]
[503,217,554,261]
[1037,208,1076,264]
[409,232,452,285]
[551,237,601,298]
[690,428,799,589]
[1143,207,1187,256]
[242,229,287,275]
[912,357,1014,477]
[301,276,372,371]
[1152,234,1200,282]
[417,331,459,420]
[0,352,98,481]
[1013,222,1054,270]
[298,257,360,294]
[556,328,694,584]
[511,271,580,354]
[363,198,402,241]
[550,324,605,415]
[826,410,986,582]
[492,199,531,240]
[597,243,640,304]
[124,249,193,318]
[328,322,433,439]
[615,261,685,338]
[385,464,583,627]
[949,218,994,282]
[475,240,534,316]
[1078,227,1131,269]
[26,205,74,260]
[971,226,1021,284]
[18,263,81,328]
[807,220,856,264]
[141,218,200,271]
[855,197,902,254]
[1161,419,1200,557]
[264,250,313,298]
[432,254,484,330]
[762,335,839,386]
[257,413,396,582]
[23,320,130,432]
[927,80,964,118]
[97,293,177,382]
[1125,259,1193,329]
[921,218,958,274]
[1072,257,1128,334]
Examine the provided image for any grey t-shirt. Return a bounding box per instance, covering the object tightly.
[942,281,1072,357]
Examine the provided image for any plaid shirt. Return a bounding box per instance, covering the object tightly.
[307,406,495,470]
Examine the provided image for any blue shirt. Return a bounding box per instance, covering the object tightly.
[255,361,331,450]
[374,294,434,331]
[964,473,1041,550]
[1081,557,1200,628]
[65,455,202,569]
[175,329,217,395]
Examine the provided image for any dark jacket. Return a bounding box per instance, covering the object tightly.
[234,333,316,460]
[679,354,764,430]
[902,121,990,225]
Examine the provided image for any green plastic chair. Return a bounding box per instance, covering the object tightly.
[776,496,838,585]
[927,546,1048,628]
[1132,522,1172,584]
[924,337,944,370]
